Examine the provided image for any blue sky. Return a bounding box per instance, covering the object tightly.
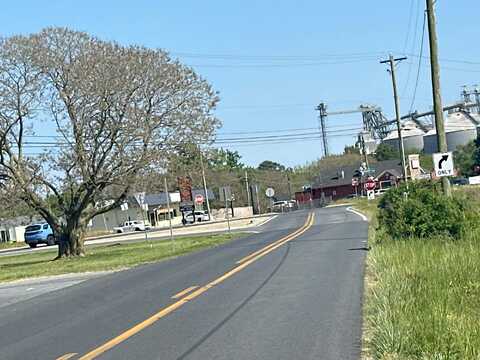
[1,1,479,167]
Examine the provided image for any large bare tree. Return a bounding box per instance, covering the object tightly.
[0,28,219,257]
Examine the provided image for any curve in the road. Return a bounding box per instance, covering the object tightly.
[77,212,314,360]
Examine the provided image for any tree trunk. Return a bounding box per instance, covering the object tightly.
[56,220,86,259]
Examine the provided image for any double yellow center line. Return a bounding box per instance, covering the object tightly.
[75,212,314,360]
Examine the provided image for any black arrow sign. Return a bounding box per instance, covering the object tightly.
[439,154,449,169]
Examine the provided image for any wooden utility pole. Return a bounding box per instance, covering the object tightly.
[223,187,231,233]
[244,171,251,207]
[286,170,293,200]
[380,55,408,183]
[316,103,329,157]
[164,177,173,242]
[426,0,451,196]
[360,133,369,170]
[199,147,212,219]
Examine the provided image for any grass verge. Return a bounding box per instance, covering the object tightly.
[0,233,245,283]
[351,196,480,359]
[0,242,26,250]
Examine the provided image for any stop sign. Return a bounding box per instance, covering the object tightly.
[364,178,376,191]
[194,194,204,204]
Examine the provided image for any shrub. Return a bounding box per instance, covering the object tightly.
[378,181,474,239]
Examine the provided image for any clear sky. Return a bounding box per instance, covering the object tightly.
[1,1,479,167]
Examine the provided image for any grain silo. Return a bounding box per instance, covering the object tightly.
[383,121,425,152]
[423,111,478,154]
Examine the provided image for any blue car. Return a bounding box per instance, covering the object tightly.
[24,223,56,248]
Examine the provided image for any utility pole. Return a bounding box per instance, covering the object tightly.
[254,184,261,214]
[360,133,369,170]
[164,177,173,242]
[426,0,451,196]
[223,188,231,233]
[199,147,212,220]
[286,171,293,200]
[316,102,329,157]
[380,55,408,183]
[244,170,251,208]
[359,134,369,197]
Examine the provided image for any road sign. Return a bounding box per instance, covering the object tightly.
[469,175,480,185]
[433,152,454,177]
[367,190,375,200]
[265,187,275,198]
[351,178,359,187]
[177,176,193,202]
[120,202,129,211]
[364,177,376,191]
[409,154,422,180]
[134,192,145,205]
[194,194,204,204]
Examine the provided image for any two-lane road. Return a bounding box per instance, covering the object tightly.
[0,205,368,360]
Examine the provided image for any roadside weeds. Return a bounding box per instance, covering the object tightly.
[353,193,480,360]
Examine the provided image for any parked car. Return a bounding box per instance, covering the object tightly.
[271,201,289,212]
[450,177,469,186]
[184,211,209,223]
[287,200,298,210]
[24,223,55,248]
[113,220,151,233]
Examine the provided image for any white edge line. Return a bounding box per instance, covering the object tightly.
[325,203,353,208]
[346,207,368,222]
[256,215,278,227]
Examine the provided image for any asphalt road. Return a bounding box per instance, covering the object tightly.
[0,205,368,360]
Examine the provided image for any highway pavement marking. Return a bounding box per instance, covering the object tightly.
[255,215,278,227]
[55,353,78,360]
[346,207,368,222]
[76,212,314,360]
[172,286,199,299]
[235,217,310,265]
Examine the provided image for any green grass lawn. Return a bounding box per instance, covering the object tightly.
[0,233,245,283]
[350,195,480,359]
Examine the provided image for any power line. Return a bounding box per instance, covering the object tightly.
[401,0,422,97]
[409,10,427,113]
[403,0,417,53]
[219,103,312,110]
[406,54,480,66]
[169,48,480,67]
[217,124,363,136]
[216,128,362,142]
[187,58,378,69]
[218,127,318,135]
[217,126,362,138]
[171,51,385,61]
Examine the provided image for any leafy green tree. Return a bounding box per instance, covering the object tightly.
[344,145,360,155]
[375,143,399,161]
[208,149,244,170]
[454,139,480,176]
[258,160,285,171]
[0,28,219,257]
